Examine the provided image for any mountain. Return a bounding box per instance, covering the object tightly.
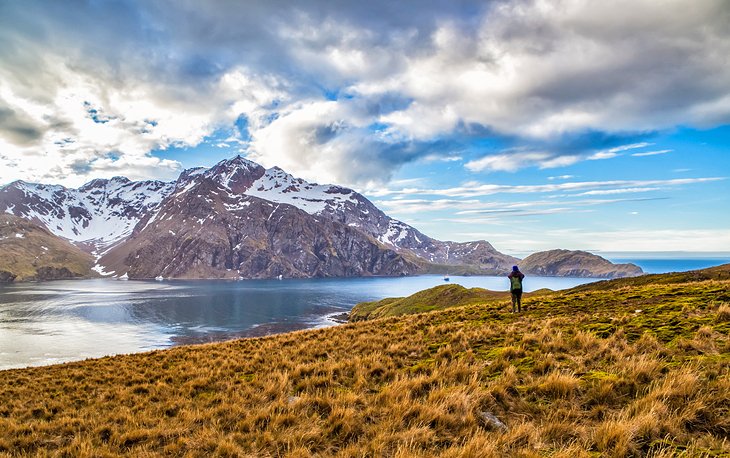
[97,174,419,279]
[96,156,518,279]
[519,249,643,278]
[0,214,95,282]
[192,156,518,273]
[0,156,640,280]
[0,177,175,255]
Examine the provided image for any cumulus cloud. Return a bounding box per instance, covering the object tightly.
[0,0,729,185]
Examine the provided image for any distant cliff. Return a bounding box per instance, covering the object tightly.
[519,250,643,278]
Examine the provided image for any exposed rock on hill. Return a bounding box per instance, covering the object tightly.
[519,250,643,278]
[0,214,95,282]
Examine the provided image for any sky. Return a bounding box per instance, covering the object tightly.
[0,0,728,254]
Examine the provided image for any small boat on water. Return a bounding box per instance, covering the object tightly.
[443,274,450,282]
[277,274,283,280]
[155,276,164,281]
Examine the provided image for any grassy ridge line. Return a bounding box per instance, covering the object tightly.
[349,284,553,321]
[0,270,729,456]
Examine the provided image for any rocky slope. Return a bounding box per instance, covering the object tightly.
[0,214,95,282]
[519,249,643,278]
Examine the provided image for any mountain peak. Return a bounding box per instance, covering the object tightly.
[206,155,266,193]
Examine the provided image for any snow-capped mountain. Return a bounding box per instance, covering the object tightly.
[0,155,518,279]
[189,156,516,268]
[98,174,418,279]
[0,177,175,252]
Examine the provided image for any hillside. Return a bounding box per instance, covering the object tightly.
[0,266,728,456]
[520,249,643,278]
[0,214,95,282]
[349,284,553,321]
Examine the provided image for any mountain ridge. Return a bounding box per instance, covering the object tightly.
[0,156,642,281]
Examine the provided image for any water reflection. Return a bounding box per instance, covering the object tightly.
[0,275,595,370]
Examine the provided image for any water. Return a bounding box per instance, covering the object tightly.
[608,257,730,274]
[0,275,593,370]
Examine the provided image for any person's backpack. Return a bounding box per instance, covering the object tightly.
[510,275,522,291]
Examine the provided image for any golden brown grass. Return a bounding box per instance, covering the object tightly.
[0,271,728,456]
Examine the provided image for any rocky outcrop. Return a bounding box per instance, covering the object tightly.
[519,250,643,278]
[0,271,16,283]
[34,266,79,281]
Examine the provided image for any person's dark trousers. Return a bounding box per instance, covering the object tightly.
[511,289,522,313]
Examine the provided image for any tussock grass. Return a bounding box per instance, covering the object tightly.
[0,267,729,456]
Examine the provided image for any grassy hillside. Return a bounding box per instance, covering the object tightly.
[0,214,95,282]
[350,284,553,321]
[0,266,728,456]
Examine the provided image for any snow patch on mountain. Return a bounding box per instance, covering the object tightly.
[378,220,412,246]
[246,167,359,215]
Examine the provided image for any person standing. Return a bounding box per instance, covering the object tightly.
[508,266,525,313]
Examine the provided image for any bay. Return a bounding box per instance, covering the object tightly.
[0,275,592,370]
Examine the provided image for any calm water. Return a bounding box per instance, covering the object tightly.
[609,257,730,274]
[0,275,592,370]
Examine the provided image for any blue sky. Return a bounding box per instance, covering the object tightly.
[0,0,728,253]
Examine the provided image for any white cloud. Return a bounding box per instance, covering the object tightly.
[350,1,730,143]
[607,142,652,153]
[367,177,726,198]
[465,151,584,172]
[578,187,660,196]
[632,149,672,157]
[0,60,291,185]
[456,228,730,253]
[1,0,730,186]
[548,175,575,181]
[466,141,656,174]
[588,151,619,160]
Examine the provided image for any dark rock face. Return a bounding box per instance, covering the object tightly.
[34,266,78,281]
[0,271,16,283]
[520,250,643,278]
